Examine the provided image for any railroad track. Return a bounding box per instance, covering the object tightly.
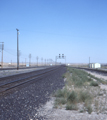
[0,66,49,71]
[0,65,64,95]
[73,67,107,74]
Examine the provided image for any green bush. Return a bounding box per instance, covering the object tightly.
[62,74,65,78]
[54,89,69,98]
[66,104,77,110]
[79,91,91,102]
[67,91,77,103]
[87,77,93,81]
[87,105,92,114]
[54,89,64,97]
[55,98,66,105]
[90,81,99,86]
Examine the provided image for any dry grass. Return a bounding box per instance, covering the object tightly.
[54,67,107,114]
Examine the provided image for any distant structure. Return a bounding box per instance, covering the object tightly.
[89,63,101,68]
[55,54,66,65]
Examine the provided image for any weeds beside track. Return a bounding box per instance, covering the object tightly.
[53,67,107,114]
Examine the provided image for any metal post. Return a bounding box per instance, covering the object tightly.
[29,54,31,67]
[16,29,19,70]
[36,56,39,66]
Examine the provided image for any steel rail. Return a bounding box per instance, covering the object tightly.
[0,66,51,71]
[0,65,63,94]
[0,66,59,87]
[72,67,107,73]
[0,66,57,81]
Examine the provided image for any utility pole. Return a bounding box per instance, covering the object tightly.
[55,56,57,65]
[29,54,31,67]
[45,59,46,66]
[16,28,19,70]
[41,58,43,66]
[36,56,39,66]
[11,60,12,65]
[0,42,4,68]
[25,58,26,66]
[19,50,21,67]
[47,59,48,66]
[2,43,4,68]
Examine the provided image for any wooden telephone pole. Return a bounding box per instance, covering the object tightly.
[0,42,4,68]
[16,28,19,70]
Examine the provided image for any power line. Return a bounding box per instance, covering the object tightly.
[4,50,17,56]
[4,49,34,60]
[0,29,15,33]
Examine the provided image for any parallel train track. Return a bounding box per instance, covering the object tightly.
[0,65,64,95]
[0,66,48,71]
[73,67,107,74]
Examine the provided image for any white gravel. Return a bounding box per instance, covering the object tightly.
[37,97,107,120]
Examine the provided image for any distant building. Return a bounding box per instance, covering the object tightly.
[89,63,101,68]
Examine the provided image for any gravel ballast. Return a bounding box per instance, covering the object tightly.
[0,66,66,120]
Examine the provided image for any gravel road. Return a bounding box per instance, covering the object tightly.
[0,66,66,120]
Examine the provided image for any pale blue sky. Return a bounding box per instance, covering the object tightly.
[0,0,107,63]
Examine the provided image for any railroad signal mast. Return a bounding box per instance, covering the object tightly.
[55,54,66,65]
